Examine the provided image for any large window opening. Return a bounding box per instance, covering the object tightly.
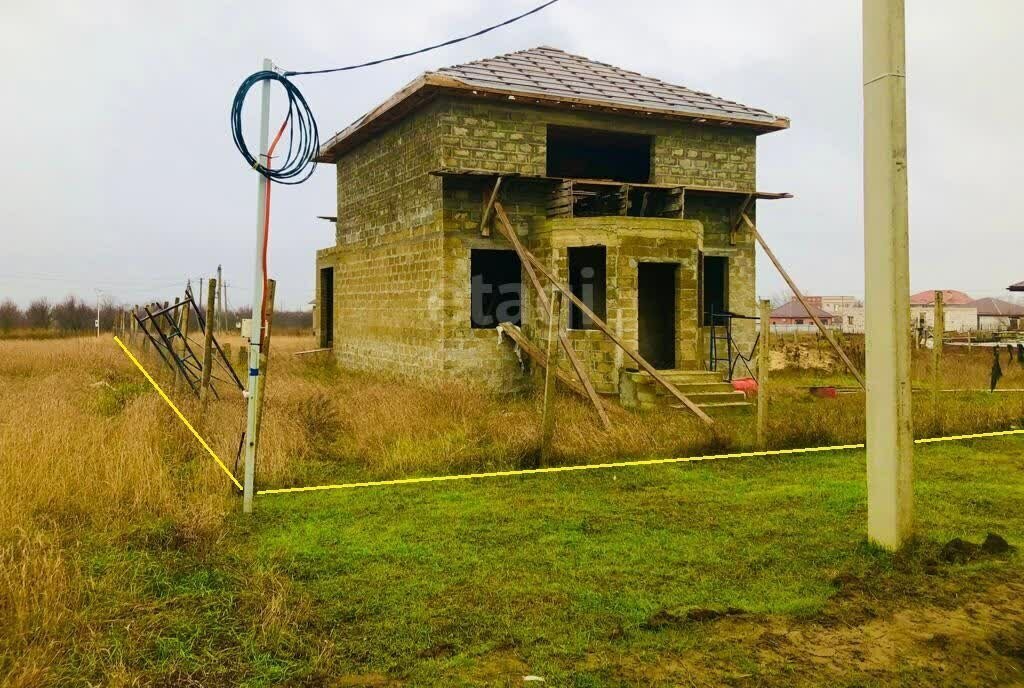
[471,249,522,329]
[547,125,652,183]
[319,266,334,348]
[568,246,607,330]
[702,255,729,325]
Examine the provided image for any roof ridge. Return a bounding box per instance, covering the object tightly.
[434,45,776,118]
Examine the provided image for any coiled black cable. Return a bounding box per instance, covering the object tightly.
[230,70,319,185]
[229,1,560,185]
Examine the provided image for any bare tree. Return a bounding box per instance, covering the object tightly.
[52,296,92,333]
[0,300,22,333]
[25,299,51,329]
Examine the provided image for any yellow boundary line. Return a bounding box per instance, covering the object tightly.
[113,336,1024,499]
[114,336,243,491]
[256,428,1024,496]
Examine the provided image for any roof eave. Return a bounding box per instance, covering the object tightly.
[317,73,790,163]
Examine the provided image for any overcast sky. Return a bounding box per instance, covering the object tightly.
[2,1,1021,310]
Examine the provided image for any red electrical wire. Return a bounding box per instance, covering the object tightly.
[259,116,290,333]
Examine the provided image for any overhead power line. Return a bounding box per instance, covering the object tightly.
[281,0,560,77]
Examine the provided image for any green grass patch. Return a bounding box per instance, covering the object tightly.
[48,436,1024,686]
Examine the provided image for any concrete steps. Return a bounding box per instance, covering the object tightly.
[619,369,754,415]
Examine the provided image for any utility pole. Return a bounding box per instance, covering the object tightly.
[863,0,913,550]
[242,57,273,514]
[215,264,223,333]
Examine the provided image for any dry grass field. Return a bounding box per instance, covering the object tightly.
[1,334,1022,686]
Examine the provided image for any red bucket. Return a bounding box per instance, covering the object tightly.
[732,377,758,394]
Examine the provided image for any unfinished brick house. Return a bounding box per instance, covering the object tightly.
[315,47,789,415]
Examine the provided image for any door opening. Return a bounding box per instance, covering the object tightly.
[638,262,677,369]
[702,255,729,325]
[319,267,334,348]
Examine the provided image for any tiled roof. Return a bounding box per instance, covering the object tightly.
[969,297,1024,317]
[909,290,974,306]
[318,46,788,161]
[770,299,834,320]
[436,46,784,125]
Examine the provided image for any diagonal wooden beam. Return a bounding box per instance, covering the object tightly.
[480,176,504,237]
[729,193,755,246]
[493,202,713,426]
[492,204,612,431]
[742,212,866,388]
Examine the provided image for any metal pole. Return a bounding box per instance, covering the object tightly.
[863,0,913,550]
[243,57,272,514]
[95,290,101,338]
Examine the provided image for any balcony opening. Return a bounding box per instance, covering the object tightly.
[546,125,652,183]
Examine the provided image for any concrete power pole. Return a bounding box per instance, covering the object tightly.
[863,0,913,550]
[242,57,273,514]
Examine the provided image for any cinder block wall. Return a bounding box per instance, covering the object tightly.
[436,98,757,191]
[435,98,755,387]
[318,95,760,387]
[685,193,758,360]
[528,217,704,392]
[326,102,447,378]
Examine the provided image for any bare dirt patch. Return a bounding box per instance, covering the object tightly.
[609,582,1024,686]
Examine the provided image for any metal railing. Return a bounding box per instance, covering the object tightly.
[708,311,760,382]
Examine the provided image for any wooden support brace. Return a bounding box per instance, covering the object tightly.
[493,202,713,426]
[492,204,612,431]
[742,212,866,388]
[729,194,755,246]
[480,176,504,237]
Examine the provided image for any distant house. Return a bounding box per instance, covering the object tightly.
[970,297,1024,331]
[806,295,864,333]
[770,299,836,329]
[909,290,977,332]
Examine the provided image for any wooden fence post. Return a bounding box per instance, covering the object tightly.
[254,279,276,455]
[540,289,562,466]
[757,299,771,449]
[141,306,150,351]
[200,279,217,402]
[932,290,944,417]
